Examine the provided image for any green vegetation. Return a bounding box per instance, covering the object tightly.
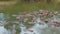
[0,0,60,14]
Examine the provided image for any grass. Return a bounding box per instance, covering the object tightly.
[0,1,60,14]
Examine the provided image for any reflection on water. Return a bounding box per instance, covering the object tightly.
[0,13,12,34]
[0,13,5,20]
[0,13,7,25]
[0,25,8,34]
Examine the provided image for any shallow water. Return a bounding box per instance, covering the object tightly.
[0,13,12,34]
[20,17,49,34]
[0,13,7,25]
[0,26,12,34]
[0,13,5,20]
[0,13,60,34]
[20,17,60,34]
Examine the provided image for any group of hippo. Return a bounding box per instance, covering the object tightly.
[0,10,60,34]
